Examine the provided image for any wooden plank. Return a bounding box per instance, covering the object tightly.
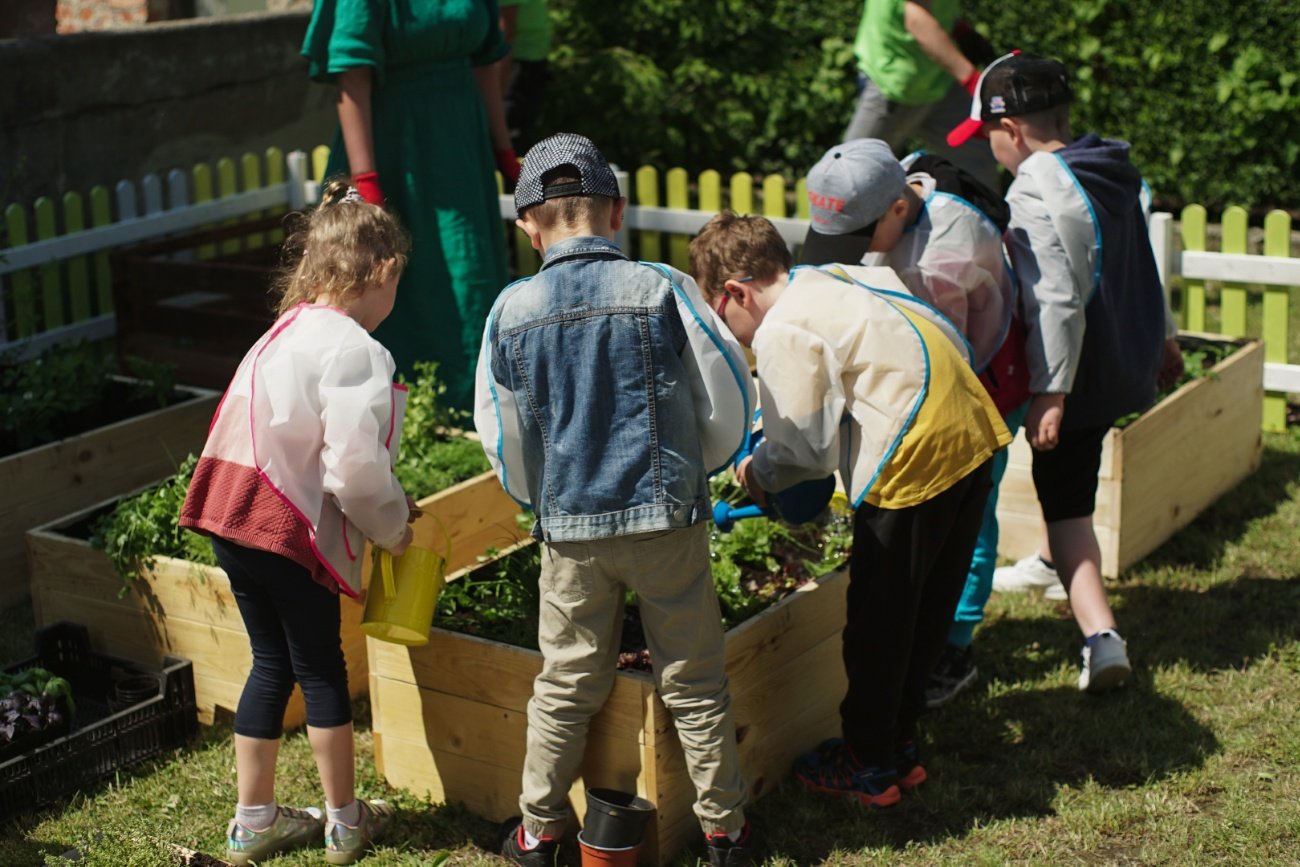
[1113,340,1263,569]
[1219,207,1248,337]
[729,172,753,217]
[761,174,786,219]
[4,204,36,338]
[370,558,850,864]
[28,507,369,729]
[1181,206,1207,332]
[1261,211,1292,432]
[665,168,690,272]
[34,197,64,329]
[192,163,216,260]
[0,384,218,602]
[88,186,114,314]
[62,192,92,322]
[241,153,265,250]
[407,470,529,576]
[217,158,240,257]
[635,166,662,264]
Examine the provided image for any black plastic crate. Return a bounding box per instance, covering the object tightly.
[0,622,198,819]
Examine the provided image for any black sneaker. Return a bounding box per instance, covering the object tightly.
[499,818,558,867]
[924,643,977,708]
[706,818,759,867]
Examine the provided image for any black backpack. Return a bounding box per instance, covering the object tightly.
[902,152,1010,232]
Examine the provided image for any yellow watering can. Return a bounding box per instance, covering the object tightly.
[360,527,450,646]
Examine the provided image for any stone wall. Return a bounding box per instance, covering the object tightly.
[0,11,336,206]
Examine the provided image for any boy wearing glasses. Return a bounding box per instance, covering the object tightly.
[475,133,759,866]
[689,212,1010,808]
[800,137,1030,708]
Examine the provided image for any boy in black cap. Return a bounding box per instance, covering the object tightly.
[474,133,759,866]
[948,53,1181,691]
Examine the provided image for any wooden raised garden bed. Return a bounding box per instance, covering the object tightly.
[0,379,217,607]
[369,549,849,865]
[111,218,283,390]
[996,333,1264,577]
[25,470,527,728]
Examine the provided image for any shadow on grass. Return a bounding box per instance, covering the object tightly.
[752,677,1218,862]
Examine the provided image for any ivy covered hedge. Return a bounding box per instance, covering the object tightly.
[542,0,1299,209]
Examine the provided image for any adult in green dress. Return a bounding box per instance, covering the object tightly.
[303,0,519,409]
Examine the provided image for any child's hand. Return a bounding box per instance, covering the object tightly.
[387,525,414,558]
[1156,337,1184,392]
[1026,393,1065,451]
[406,495,423,522]
[735,456,768,507]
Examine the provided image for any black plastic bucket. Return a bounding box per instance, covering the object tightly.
[583,788,656,849]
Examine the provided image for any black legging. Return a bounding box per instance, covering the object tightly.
[211,536,353,739]
[840,460,993,768]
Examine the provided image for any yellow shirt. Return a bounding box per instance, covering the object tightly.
[867,309,1011,508]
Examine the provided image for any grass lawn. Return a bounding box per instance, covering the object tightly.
[3,425,1297,865]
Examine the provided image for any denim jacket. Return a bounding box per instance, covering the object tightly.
[474,236,755,542]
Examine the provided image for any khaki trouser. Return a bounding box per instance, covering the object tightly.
[520,523,748,839]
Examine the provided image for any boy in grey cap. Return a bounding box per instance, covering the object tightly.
[474,133,759,866]
[802,137,1029,708]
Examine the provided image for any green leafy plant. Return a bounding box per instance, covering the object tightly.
[90,454,216,586]
[433,476,853,658]
[1113,338,1230,428]
[88,362,488,585]
[0,343,181,456]
[393,361,491,497]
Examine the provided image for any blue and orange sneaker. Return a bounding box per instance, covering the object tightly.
[794,739,901,808]
[894,740,928,790]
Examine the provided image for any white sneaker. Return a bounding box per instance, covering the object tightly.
[1078,630,1131,692]
[992,555,1068,601]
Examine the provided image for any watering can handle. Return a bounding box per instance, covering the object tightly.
[379,549,397,601]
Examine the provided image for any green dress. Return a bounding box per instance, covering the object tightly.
[303,0,510,409]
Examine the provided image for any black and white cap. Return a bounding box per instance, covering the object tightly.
[514,133,621,218]
[947,51,1072,147]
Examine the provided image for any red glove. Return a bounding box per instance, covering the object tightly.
[352,171,384,206]
[961,67,982,97]
[495,148,521,186]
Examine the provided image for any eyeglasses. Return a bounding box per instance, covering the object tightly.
[714,275,754,319]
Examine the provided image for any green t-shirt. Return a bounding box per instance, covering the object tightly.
[501,0,551,62]
[854,0,959,106]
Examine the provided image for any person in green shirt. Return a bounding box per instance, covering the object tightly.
[498,0,552,152]
[846,0,998,190]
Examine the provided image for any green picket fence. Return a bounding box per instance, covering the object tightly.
[2,152,1296,430]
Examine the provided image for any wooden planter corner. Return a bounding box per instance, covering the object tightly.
[25,470,527,728]
[370,555,848,865]
[996,334,1264,577]
[0,381,218,607]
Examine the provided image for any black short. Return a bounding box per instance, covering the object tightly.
[1030,423,1111,523]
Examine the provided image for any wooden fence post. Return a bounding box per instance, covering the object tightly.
[1181,204,1207,332]
[666,168,689,271]
[729,172,754,217]
[1262,210,1292,432]
[1220,206,1248,337]
[33,197,63,331]
[62,192,92,322]
[636,166,661,264]
[88,186,113,314]
[6,204,36,338]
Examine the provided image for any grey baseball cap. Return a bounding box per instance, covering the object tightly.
[800,139,906,266]
[515,132,621,218]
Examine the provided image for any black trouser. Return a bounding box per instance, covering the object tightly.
[840,460,993,767]
[211,536,353,739]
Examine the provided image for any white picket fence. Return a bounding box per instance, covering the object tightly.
[2,148,1297,403]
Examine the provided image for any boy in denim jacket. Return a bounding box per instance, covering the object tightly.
[474,133,758,867]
